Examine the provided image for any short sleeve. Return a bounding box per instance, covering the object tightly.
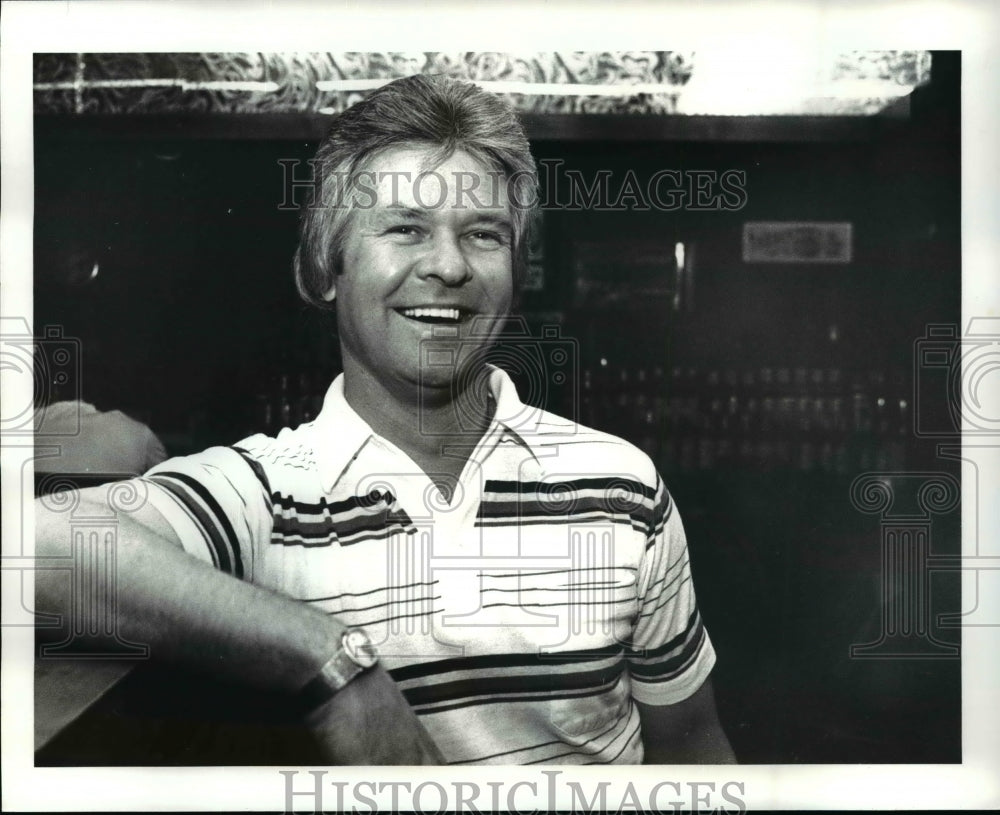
[141,446,273,582]
[626,473,716,706]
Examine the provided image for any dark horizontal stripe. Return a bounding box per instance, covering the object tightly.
[480,581,632,594]
[483,477,656,501]
[390,642,624,682]
[339,605,441,629]
[273,509,412,541]
[270,489,397,518]
[659,624,708,680]
[413,671,625,716]
[562,580,630,588]
[304,579,438,604]
[315,594,441,617]
[629,628,705,682]
[479,566,637,580]
[478,495,651,519]
[335,526,422,548]
[479,502,655,533]
[335,509,414,536]
[631,643,704,688]
[480,596,634,610]
[403,659,626,708]
[628,619,706,680]
[270,524,419,549]
[626,608,699,662]
[476,514,646,533]
[269,532,341,548]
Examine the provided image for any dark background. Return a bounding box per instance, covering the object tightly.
[34,53,962,763]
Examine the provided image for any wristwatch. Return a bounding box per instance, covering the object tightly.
[299,628,379,710]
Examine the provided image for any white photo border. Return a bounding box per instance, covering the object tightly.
[2,0,998,810]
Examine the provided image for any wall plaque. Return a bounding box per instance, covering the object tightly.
[742,221,853,264]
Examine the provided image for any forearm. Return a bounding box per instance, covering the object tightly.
[636,680,738,764]
[642,721,737,764]
[34,487,343,695]
[34,486,444,764]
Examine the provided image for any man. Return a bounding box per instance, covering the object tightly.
[35,74,734,765]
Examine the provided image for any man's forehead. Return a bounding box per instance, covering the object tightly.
[364,142,501,176]
[357,144,511,215]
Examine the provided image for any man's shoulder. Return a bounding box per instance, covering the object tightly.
[145,424,321,480]
[523,409,659,487]
[230,423,322,471]
[143,424,326,500]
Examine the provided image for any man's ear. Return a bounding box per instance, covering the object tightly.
[322,281,336,302]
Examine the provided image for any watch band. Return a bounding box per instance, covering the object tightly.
[298,628,378,711]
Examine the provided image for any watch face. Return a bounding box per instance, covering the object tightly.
[343,629,378,668]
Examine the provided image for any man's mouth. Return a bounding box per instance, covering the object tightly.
[397,307,469,324]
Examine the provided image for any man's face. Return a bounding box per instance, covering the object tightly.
[327,145,514,399]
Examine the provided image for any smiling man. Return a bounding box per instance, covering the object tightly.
[35,74,734,765]
[317,145,516,501]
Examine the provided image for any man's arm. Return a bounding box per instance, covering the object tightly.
[636,678,736,764]
[34,484,442,764]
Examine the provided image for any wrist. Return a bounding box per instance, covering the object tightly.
[300,659,386,728]
[297,626,379,713]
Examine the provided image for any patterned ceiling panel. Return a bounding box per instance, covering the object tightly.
[32,51,929,117]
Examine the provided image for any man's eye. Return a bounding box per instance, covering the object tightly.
[386,225,420,238]
[469,230,506,246]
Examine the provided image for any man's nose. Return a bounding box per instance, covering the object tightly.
[415,232,471,285]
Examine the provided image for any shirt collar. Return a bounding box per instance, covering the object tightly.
[485,365,549,453]
[311,366,549,492]
[310,375,378,492]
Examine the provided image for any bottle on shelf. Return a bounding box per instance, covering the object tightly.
[296,371,313,424]
[253,391,275,436]
[276,373,293,429]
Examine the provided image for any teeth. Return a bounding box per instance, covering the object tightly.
[401,307,462,321]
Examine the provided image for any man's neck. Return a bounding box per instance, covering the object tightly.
[342,365,494,467]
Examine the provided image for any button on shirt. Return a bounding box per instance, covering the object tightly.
[142,366,715,764]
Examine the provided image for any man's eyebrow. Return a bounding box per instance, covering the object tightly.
[466,214,513,232]
[373,206,425,219]
[370,208,513,232]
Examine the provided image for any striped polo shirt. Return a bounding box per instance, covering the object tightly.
[142,366,715,764]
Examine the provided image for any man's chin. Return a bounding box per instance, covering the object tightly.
[415,368,462,398]
[415,360,489,400]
